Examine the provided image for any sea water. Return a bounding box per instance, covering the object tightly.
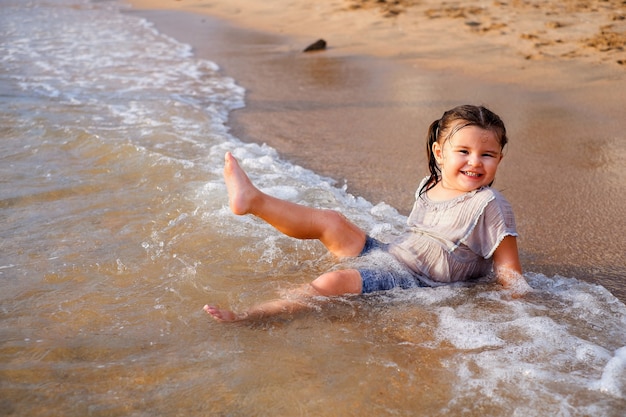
[1,0,625,416]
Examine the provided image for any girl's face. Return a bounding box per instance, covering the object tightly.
[432,124,503,196]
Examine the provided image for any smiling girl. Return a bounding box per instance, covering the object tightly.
[205,105,530,322]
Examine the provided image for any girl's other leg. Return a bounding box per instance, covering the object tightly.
[224,152,366,257]
[204,269,362,322]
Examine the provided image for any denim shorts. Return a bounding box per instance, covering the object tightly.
[358,236,426,294]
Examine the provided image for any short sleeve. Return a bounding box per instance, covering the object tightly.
[462,191,518,259]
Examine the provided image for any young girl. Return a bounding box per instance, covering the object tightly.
[204,105,531,322]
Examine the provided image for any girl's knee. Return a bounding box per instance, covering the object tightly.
[318,210,366,257]
[311,269,362,296]
[320,209,348,231]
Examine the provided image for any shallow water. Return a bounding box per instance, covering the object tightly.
[1,0,625,415]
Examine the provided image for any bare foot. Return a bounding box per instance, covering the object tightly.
[223,152,259,215]
[203,304,243,322]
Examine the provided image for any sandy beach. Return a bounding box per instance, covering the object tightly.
[124,0,626,300]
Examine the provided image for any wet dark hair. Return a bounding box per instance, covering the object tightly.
[419,104,508,196]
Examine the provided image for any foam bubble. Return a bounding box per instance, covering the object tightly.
[260,186,300,202]
[436,306,506,349]
[590,346,626,397]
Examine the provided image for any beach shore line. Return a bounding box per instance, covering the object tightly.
[123,0,626,300]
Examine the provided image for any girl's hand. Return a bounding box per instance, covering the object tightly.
[492,236,531,297]
[496,268,532,298]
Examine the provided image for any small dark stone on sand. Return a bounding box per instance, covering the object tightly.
[303,39,327,52]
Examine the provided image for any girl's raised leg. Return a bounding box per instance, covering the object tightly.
[224,152,366,257]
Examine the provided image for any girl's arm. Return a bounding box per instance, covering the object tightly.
[492,235,531,297]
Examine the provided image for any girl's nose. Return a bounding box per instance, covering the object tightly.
[468,154,482,167]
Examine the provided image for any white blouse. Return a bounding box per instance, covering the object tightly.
[388,178,518,286]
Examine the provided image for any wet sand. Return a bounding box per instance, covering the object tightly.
[124,0,626,301]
